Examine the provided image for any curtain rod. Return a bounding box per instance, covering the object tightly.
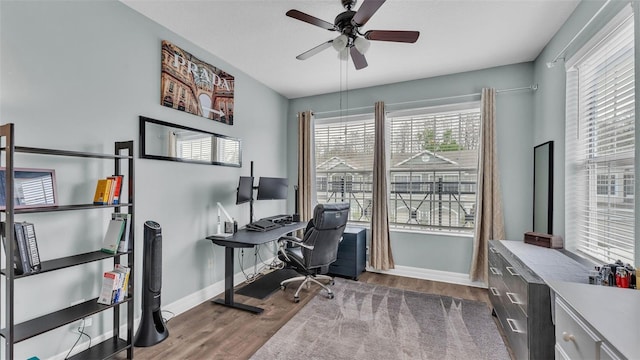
[547,0,612,67]
[313,84,538,117]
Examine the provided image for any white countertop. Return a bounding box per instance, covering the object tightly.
[547,280,640,359]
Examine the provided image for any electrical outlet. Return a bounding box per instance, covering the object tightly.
[69,316,92,333]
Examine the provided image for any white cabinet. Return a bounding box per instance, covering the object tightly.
[548,280,638,360]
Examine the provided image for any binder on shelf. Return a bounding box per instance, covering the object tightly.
[1,221,41,275]
[112,212,131,253]
[101,218,125,254]
[20,222,41,273]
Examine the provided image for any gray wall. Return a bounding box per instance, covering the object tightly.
[531,0,639,268]
[1,1,289,358]
[288,63,536,274]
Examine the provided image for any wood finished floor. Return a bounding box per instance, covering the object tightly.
[117,272,504,359]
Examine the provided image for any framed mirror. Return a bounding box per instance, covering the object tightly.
[139,116,241,167]
[533,141,553,234]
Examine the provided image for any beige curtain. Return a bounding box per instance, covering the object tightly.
[370,101,394,270]
[470,88,505,282]
[297,110,314,223]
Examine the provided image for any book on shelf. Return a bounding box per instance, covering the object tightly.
[112,212,131,253]
[93,178,111,205]
[97,265,130,305]
[114,264,130,301]
[0,221,41,275]
[108,175,124,205]
[100,218,125,254]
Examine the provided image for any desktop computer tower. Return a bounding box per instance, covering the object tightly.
[134,220,169,347]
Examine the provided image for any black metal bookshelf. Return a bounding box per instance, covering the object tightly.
[0,123,135,359]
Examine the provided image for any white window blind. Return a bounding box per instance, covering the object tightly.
[313,103,481,233]
[177,133,212,161]
[388,107,480,232]
[565,8,634,265]
[315,115,375,222]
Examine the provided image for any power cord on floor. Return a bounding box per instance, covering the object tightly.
[162,309,176,324]
[64,318,91,359]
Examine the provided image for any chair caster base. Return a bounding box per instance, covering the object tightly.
[327,293,334,299]
[294,296,300,303]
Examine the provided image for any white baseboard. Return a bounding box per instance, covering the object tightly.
[366,265,487,289]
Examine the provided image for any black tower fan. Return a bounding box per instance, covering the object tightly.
[134,220,169,347]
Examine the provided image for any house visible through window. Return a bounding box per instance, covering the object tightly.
[314,102,481,234]
[565,7,635,265]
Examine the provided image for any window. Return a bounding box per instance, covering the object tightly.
[388,105,480,232]
[565,7,634,265]
[315,115,374,222]
[314,103,480,233]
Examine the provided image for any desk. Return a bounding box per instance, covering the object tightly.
[206,222,306,314]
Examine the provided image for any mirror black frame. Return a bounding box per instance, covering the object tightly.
[139,116,241,167]
[533,140,553,234]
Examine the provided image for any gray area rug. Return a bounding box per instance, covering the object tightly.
[251,278,510,360]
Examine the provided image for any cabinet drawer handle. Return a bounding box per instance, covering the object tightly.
[489,247,498,253]
[489,267,501,275]
[506,292,522,304]
[506,318,524,333]
[506,266,520,276]
[562,332,575,342]
[489,287,500,296]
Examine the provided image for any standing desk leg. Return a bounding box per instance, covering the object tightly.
[212,246,264,314]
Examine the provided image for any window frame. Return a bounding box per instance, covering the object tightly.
[313,101,481,235]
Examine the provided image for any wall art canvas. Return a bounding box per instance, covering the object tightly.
[161,40,234,125]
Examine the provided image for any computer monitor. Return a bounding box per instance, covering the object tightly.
[256,177,288,200]
[236,176,254,204]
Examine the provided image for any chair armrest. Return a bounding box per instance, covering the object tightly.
[278,235,314,250]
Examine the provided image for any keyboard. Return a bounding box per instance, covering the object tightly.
[246,219,282,232]
[260,214,293,224]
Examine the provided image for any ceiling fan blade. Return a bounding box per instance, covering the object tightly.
[286,9,336,31]
[350,47,368,70]
[296,41,334,60]
[364,30,420,43]
[352,0,386,27]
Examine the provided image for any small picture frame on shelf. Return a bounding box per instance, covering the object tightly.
[0,167,57,209]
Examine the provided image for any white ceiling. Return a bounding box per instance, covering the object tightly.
[120,0,580,99]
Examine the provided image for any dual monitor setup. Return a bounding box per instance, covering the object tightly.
[236,175,291,232]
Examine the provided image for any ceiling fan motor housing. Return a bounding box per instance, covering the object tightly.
[335,10,357,39]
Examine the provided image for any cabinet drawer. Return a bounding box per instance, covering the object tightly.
[502,263,528,315]
[501,305,528,360]
[555,298,601,360]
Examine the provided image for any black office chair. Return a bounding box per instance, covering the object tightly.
[277,202,350,303]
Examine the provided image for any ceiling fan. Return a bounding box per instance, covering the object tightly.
[286,0,420,70]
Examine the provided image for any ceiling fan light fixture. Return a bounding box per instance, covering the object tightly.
[354,36,370,54]
[337,47,349,61]
[332,34,349,51]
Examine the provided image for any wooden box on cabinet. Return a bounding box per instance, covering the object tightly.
[524,231,563,248]
[329,227,366,280]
